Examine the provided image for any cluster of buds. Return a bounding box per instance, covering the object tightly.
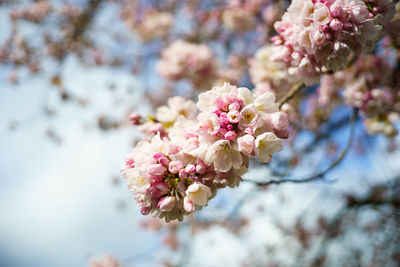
[270,0,394,84]
[157,40,218,90]
[121,83,289,222]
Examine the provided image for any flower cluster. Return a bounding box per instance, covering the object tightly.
[136,11,174,42]
[222,0,277,32]
[319,54,400,137]
[249,44,297,97]
[222,6,256,32]
[121,83,288,222]
[270,0,394,84]
[157,40,218,89]
[121,7,174,42]
[9,0,51,23]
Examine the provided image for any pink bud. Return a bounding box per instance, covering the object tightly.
[158,156,169,166]
[183,197,195,213]
[147,164,167,176]
[343,22,352,30]
[212,109,222,116]
[157,196,176,212]
[313,31,325,45]
[224,131,237,140]
[150,123,166,136]
[271,112,289,132]
[141,206,151,215]
[168,160,183,174]
[179,169,188,179]
[274,129,290,139]
[196,161,208,174]
[129,112,141,125]
[147,186,162,198]
[329,19,342,31]
[218,112,230,128]
[153,152,164,161]
[155,182,170,192]
[185,164,196,175]
[218,127,228,137]
[148,174,163,183]
[125,158,135,168]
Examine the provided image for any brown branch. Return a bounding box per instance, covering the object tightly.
[278,82,305,109]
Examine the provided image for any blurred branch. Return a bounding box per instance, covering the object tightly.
[278,82,305,109]
[310,178,400,266]
[244,108,358,186]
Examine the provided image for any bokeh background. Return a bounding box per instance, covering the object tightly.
[1,1,400,266]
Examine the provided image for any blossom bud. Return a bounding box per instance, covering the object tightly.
[218,112,230,128]
[150,123,166,136]
[196,161,208,174]
[140,206,151,215]
[147,164,167,176]
[218,127,228,137]
[183,197,195,213]
[212,109,222,116]
[271,112,289,132]
[148,174,163,183]
[224,131,237,140]
[129,112,142,125]
[185,164,196,175]
[125,159,135,168]
[168,160,183,174]
[157,196,176,212]
[155,182,170,192]
[329,19,343,31]
[147,186,163,199]
[313,31,325,45]
[153,152,164,161]
[158,156,169,166]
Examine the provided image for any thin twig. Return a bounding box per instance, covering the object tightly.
[244,108,358,186]
[278,82,305,108]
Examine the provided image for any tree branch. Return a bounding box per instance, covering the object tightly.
[278,82,305,109]
[244,108,358,186]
